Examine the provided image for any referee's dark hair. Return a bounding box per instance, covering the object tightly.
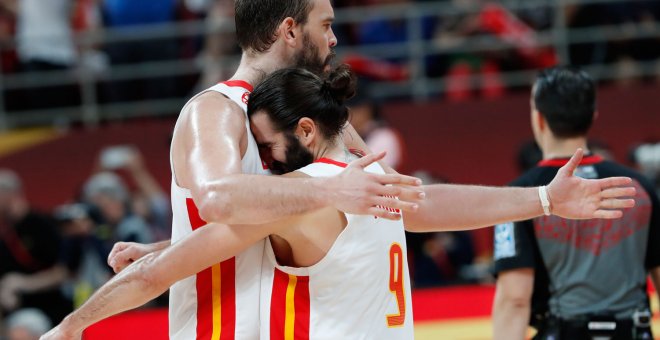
[533,66,596,138]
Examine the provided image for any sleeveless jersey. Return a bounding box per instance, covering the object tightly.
[259,158,414,340]
[169,80,270,340]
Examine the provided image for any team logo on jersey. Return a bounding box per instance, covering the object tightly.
[242,92,250,104]
[494,222,516,259]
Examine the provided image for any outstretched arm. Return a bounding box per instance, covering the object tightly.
[41,220,280,340]
[174,93,423,226]
[200,152,423,225]
[405,149,636,232]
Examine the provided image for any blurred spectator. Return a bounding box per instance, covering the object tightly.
[97,146,170,239]
[405,171,477,287]
[4,308,51,340]
[0,170,71,325]
[348,91,406,171]
[82,171,153,245]
[52,171,154,307]
[187,0,238,92]
[516,140,543,173]
[352,0,435,82]
[631,142,660,196]
[567,0,660,84]
[101,0,178,103]
[0,0,80,111]
[0,3,16,73]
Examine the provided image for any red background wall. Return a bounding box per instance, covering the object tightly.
[1,84,657,213]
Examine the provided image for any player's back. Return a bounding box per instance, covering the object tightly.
[260,159,414,340]
[169,81,269,340]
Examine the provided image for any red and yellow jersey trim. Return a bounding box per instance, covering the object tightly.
[186,198,237,340]
[270,268,311,340]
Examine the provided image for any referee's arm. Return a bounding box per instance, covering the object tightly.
[493,268,533,340]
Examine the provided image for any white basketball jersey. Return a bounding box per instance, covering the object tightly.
[260,159,414,340]
[169,80,270,340]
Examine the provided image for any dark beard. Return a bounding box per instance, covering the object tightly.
[294,33,335,76]
[269,134,315,175]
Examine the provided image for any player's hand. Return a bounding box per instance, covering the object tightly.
[547,148,636,219]
[39,324,82,340]
[107,242,154,273]
[328,151,425,220]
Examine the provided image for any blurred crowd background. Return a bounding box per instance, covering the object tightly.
[0,0,659,338]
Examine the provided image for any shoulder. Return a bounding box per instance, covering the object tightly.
[176,91,247,140]
[184,91,246,121]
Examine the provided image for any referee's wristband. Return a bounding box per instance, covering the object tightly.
[538,186,551,216]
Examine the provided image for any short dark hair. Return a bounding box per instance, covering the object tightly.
[248,64,357,140]
[533,66,596,138]
[235,0,313,53]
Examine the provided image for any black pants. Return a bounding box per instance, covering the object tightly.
[534,319,653,340]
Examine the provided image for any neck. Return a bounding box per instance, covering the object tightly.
[541,135,589,159]
[314,137,355,164]
[230,51,290,87]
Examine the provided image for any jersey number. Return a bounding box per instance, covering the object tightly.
[386,243,406,327]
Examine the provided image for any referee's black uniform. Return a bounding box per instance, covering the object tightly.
[493,154,660,339]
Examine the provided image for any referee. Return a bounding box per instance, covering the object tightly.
[492,66,660,340]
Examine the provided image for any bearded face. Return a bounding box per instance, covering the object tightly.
[268,133,315,175]
[293,32,336,75]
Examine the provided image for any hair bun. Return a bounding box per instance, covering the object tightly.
[323,64,357,104]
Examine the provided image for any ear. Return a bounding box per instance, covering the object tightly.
[279,17,300,48]
[535,110,546,132]
[296,117,316,147]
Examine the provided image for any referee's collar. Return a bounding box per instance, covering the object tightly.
[538,154,604,167]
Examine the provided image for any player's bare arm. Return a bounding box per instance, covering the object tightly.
[40,217,287,340]
[41,172,316,340]
[492,269,534,340]
[404,149,636,232]
[198,151,424,225]
[176,93,423,225]
[107,240,170,273]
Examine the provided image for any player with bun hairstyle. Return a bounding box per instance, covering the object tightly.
[41,64,638,340]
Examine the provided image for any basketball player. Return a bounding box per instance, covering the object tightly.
[41,65,636,340]
[42,2,425,340]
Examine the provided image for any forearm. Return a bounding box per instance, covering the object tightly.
[196,175,331,224]
[405,184,543,232]
[151,240,171,251]
[492,295,530,340]
[59,251,170,334]
[492,270,533,340]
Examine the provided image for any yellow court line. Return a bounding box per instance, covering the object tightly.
[0,127,61,158]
